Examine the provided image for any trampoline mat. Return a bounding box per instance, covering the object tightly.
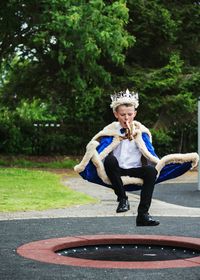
[57,244,200,262]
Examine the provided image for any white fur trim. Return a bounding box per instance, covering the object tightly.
[122,176,144,186]
[91,151,111,184]
[155,152,199,177]
[91,122,119,141]
[134,130,159,165]
[134,121,152,142]
[92,121,152,142]
[74,140,99,173]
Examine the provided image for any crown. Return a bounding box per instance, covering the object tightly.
[110,89,139,111]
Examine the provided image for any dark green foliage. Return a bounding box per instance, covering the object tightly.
[0,0,199,155]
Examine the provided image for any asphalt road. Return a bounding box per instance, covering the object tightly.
[0,173,200,280]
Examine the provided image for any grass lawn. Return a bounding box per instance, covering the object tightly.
[0,168,97,212]
[0,156,78,169]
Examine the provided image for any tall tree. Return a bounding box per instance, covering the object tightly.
[0,0,134,121]
[117,0,200,154]
[0,0,199,154]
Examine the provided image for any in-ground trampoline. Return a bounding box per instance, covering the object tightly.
[17,235,200,269]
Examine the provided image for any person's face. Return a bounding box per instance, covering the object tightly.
[114,105,137,128]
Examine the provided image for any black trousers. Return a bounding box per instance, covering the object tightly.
[104,154,158,215]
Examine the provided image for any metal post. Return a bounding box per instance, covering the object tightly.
[198,97,200,191]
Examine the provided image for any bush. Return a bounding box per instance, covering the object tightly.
[150,128,173,157]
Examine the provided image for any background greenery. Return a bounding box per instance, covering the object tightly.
[0,155,78,168]
[0,0,199,157]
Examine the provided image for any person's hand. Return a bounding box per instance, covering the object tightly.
[125,121,134,140]
[125,121,131,130]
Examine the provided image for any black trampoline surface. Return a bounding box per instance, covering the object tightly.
[57,243,200,261]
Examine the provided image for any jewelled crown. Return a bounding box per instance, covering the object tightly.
[110,89,139,111]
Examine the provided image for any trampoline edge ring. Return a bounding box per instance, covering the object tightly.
[17,234,200,269]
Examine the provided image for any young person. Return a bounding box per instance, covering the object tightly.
[74,89,199,226]
[104,101,159,226]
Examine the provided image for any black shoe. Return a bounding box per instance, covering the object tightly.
[116,198,130,213]
[136,213,160,226]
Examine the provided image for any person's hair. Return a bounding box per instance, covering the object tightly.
[115,103,136,112]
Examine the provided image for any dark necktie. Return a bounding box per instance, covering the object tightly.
[120,128,126,134]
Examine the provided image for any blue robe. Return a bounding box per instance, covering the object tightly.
[78,132,193,191]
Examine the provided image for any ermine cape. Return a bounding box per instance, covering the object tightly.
[74,121,199,191]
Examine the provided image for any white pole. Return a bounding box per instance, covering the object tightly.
[198,97,200,191]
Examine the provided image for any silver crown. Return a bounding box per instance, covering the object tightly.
[110,89,139,110]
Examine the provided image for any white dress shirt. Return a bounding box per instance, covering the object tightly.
[113,124,142,169]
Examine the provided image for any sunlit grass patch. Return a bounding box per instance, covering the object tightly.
[0,168,96,212]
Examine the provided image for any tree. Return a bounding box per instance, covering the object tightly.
[0,0,199,155]
[0,0,134,121]
[118,0,200,154]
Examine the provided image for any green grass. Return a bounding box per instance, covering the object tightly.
[0,168,97,212]
[0,157,78,169]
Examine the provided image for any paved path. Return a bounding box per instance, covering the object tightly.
[0,171,199,220]
[1,170,200,280]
